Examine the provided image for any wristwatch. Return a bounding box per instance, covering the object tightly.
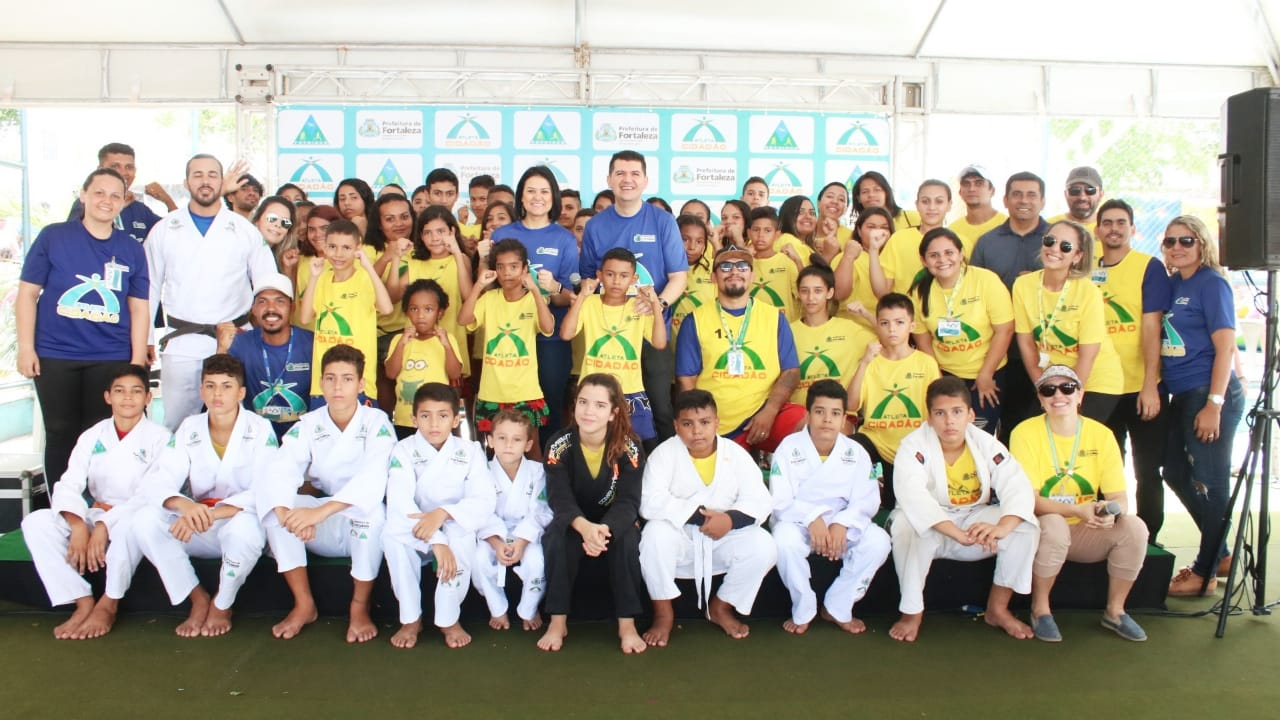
[1208,393,1225,406]
[658,297,670,309]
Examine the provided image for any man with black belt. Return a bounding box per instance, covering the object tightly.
[146,154,277,431]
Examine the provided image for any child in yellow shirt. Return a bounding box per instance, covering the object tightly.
[746,207,804,321]
[386,279,464,438]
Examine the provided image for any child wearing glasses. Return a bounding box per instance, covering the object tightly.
[1010,364,1150,643]
[1011,220,1124,423]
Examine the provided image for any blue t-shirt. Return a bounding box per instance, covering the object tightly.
[20,221,149,360]
[68,199,161,244]
[1139,256,1173,314]
[491,221,579,342]
[580,203,688,294]
[227,327,315,439]
[1161,266,1235,394]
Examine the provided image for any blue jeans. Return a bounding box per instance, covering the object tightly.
[1163,375,1245,578]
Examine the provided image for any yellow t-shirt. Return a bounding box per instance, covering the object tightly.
[914,266,1013,378]
[946,446,981,506]
[892,209,921,231]
[881,227,927,296]
[751,252,800,321]
[386,332,463,427]
[581,443,604,478]
[465,288,550,404]
[948,213,1007,258]
[571,295,655,395]
[693,451,718,486]
[672,262,716,344]
[211,438,227,460]
[402,254,468,372]
[689,301,784,433]
[295,245,381,331]
[1011,272,1123,394]
[1010,415,1125,525]
[1093,250,1157,394]
[857,350,940,463]
[311,266,380,394]
[832,249,878,332]
[774,233,810,259]
[459,222,481,241]
[789,317,874,405]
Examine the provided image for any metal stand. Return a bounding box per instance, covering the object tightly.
[1215,269,1278,638]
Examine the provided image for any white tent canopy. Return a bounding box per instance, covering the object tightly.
[1,0,1275,116]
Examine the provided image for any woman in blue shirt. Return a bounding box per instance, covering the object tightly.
[1159,215,1245,598]
[16,168,150,488]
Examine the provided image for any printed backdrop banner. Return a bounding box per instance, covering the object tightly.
[277,105,889,214]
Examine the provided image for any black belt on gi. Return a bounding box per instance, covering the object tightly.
[159,313,251,351]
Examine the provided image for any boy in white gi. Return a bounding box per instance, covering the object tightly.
[888,376,1039,642]
[384,382,495,649]
[22,364,170,639]
[474,409,552,631]
[257,345,396,643]
[640,390,777,646]
[132,354,274,638]
[770,379,891,635]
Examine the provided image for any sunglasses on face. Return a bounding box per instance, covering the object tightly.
[1067,186,1098,197]
[1162,236,1197,249]
[1042,235,1074,254]
[716,261,752,273]
[265,213,293,229]
[1038,381,1080,397]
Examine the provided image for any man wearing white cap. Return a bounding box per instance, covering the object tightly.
[948,165,1007,252]
[222,272,314,440]
[1047,166,1105,231]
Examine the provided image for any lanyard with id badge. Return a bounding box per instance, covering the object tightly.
[1042,416,1087,505]
[102,256,129,293]
[936,269,965,340]
[1035,278,1072,369]
[716,299,752,376]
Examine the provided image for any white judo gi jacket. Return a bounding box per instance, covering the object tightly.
[50,417,172,530]
[477,458,553,545]
[770,432,879,541]
[144,409,276,513]
[385,434,496,546]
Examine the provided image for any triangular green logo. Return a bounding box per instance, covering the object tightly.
[294,115,329,145]
[373,159,406,189]
[92,440,107,455]
[377,426,392,438]
[765,121,797,149]
[532,115,565,144]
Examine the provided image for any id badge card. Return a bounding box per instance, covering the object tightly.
[1049,494,1076,506]
[937,319,961,338]
[1091,268,1108,284]
[103,260,127,292]
[726,349,745,376]
[1038,351,1050,369]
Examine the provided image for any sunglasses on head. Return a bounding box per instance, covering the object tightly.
[1038,381,1080,397]
[1042,235,1074,254]
[1162,235,1197,249]
[1067,186,1098,197]
[716,260,752,273]
[265,213,293,229]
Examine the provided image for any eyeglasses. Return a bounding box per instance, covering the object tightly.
[1067,186,1098,197]
[1042,235,1074,254]
[1162,236,1198,249]
[1038,381,1080,397]
[716,261,752,273]
[265,213,293,229]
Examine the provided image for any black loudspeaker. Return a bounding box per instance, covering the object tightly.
[1220,87,1280,270]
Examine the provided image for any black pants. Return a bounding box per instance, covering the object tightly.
[998,355,1037,446]
[1105,391,1169,539]
[852,433,896,511]
[641,340,675,442]
[543,519,644,619]
[1080,392,1120,425]
[33,357,128,489]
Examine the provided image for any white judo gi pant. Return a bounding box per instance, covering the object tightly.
[640,521,777,614]
[21,509,142,606]
[472,538,545,622]
[383,520,477,626]
[263,495,385,582]
[159,335,214,432]
[773,522,891,625]
[131,505,265,610]
[888,505,1038,615]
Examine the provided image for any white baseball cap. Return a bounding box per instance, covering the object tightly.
[254,272,294,299]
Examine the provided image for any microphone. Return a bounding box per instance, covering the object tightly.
[1095,501,1122,517]
[569,272,582,289]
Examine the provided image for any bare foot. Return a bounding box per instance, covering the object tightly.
[821,608,867,635]
[984,607,1034,640]
[201,605,234,637]
[489,614,511,631]
[889,612,923,643]
[73,597,118,639]
[707,597,749,639]
[522,613,543,631]
[272,603,318,639]
[537,616,568,652]
[53,598,95,639]
[782,619,810,634]
[346,599,378,644]
[442,623,472,648]
[643,601,674,647]
[175,587,211,638]
[619,618,646,654]
[390,620,422,649]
